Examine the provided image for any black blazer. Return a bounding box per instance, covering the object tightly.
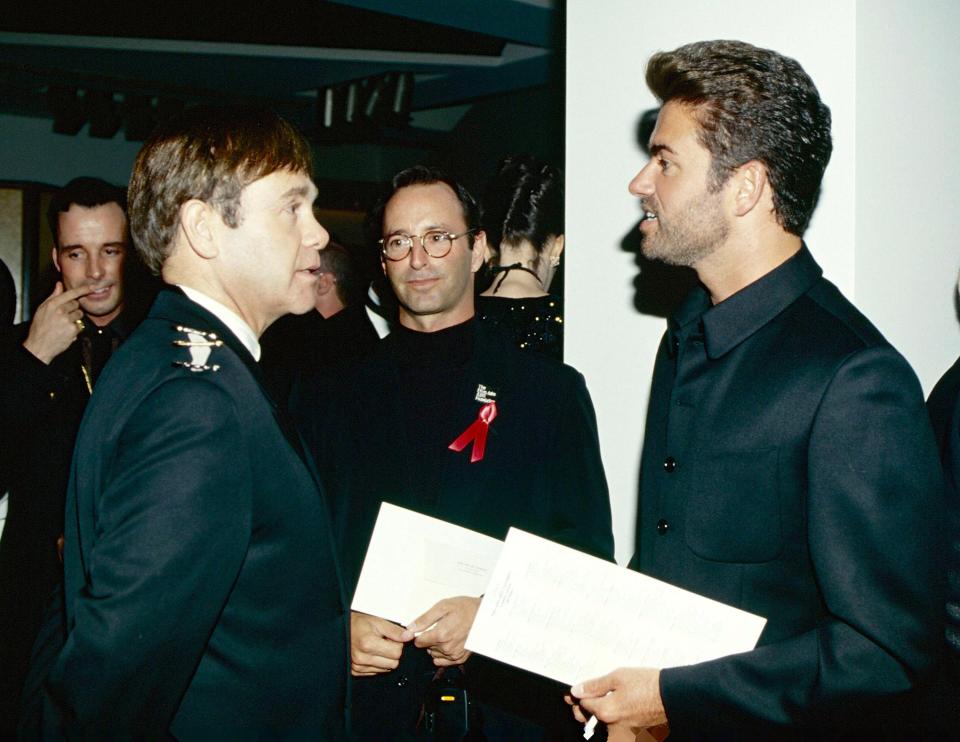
[296,319,613,586]
[0,316,129,736]
[45,288,350,738]
[633,247,946,739]
[927,357,960,672]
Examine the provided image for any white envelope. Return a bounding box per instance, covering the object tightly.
[351,502,504,627]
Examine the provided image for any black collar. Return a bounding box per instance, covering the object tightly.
[668,245,823,359]
[81,310,132,341]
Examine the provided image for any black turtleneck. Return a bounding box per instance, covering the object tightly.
[391,317,475,510]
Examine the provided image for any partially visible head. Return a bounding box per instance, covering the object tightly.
[377,166,485,332]
[128,105,314,275]
[316,241,362,310]
[482,155,564,280]
[0,258,15,326]
[645,40,832,237]
[48,177,128,326]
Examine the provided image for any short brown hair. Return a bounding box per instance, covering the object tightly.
[48,177,127,248]
[128,106,313,274]
[646,40,832,236]
[318,242,364,306]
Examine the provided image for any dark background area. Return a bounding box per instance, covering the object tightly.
[0,0,566,318]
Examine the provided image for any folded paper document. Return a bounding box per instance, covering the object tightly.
[351,502,503,627]
[465,528,766,685]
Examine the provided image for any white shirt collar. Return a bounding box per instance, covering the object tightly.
[176,285,261,361]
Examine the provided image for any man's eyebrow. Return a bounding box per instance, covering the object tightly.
[384,223,448,235]
[59,240,126,251]
[279,185,314,201]
[649,143,677,157]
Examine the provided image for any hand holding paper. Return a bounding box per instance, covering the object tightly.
[409,595,481,667]
[569,668,667,729]
[464,528,766,737]
[350,611,413,677]
[351,503,502,628]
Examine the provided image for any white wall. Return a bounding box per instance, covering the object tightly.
[854,0,960,392]
[566,1,960,564]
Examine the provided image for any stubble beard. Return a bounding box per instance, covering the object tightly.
[642,190,729,269]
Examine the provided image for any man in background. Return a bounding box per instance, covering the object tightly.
[0,177,130,736]
[570,40,945,739]
[296,165,612,739]
[261,240,379,400]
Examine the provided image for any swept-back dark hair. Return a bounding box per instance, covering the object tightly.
[370,165,481,249]
[47,177,127,248]
[646,40,832,236]
[482,155,563,254]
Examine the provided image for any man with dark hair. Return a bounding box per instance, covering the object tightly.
[42,106,349,738]
[570,40,944,739]
[0,176,131,737]
[294,164,613,739]
[261,241,379,400]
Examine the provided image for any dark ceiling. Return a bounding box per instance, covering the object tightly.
[0,0,561,145]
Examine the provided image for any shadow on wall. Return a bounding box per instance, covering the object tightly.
[953,274,960,327]
[623,109,698,319]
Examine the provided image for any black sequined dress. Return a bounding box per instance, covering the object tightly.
[476,293,563,361]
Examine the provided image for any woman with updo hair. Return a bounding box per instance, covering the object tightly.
[477,155,565,361]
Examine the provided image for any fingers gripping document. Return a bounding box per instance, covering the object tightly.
[464,529,767,738]
[350,503,503,627]
[352,508,765,739]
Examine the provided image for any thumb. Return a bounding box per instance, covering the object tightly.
[571,673,614,700]
[406,601,445,636]
[52,281,64,296]
[380,619,413,643]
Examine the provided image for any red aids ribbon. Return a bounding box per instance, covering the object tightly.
[448,402,498,463]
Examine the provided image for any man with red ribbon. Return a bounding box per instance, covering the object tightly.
[294,165,614,740]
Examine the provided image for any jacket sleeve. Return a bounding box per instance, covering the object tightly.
[659,346,946,732]
[544,370,615,561]
[0,331,74,487]
[945,390,960,676]
[45,377,252,735]
[0,331,75,407]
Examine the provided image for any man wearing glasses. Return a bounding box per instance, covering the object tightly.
[294,165,613,740]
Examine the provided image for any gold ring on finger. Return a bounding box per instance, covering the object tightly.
[74,318,85,331]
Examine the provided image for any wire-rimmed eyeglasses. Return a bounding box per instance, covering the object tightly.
[379,229,477,262]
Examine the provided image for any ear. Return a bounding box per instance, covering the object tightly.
[549,233,565,262]
[316,272,334,296]
[51,247,61,273]
[732,161,767,218]
[470,230,487,274]
[178,199,220,260]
